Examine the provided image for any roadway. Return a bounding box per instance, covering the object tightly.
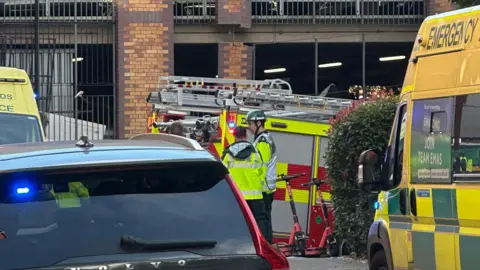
[288,256,367,270]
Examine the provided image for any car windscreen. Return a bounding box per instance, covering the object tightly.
[0,161,256,270]
[0,113,43,145]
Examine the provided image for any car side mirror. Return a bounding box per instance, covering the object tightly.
[358,149,382,192]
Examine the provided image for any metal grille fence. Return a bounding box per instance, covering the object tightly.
[0,0,116,141]
[174,0,425,25]
[174,0,216,24]
[40,94,114,141]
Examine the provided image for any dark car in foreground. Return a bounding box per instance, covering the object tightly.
[0,134,289,270]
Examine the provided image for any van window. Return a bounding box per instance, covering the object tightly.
[386,103,407,188]
[410,97,454,184]
[0,162,255,270]
[0,113,43,145]
[452,94,480,180]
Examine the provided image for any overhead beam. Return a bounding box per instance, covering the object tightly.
[174,24,419,44]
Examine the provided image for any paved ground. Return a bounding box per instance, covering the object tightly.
[288,256,368,270]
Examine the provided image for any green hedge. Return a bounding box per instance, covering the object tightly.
[325,96,398,257]
[455,0,479,8]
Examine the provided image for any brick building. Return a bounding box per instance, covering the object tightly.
[0,0,457,140]
[116,0,457,139]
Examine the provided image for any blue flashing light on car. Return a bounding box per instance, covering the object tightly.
[16,187,30,195]
[228,122,235,129]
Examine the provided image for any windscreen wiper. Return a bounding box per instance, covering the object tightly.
[120,235,217,252]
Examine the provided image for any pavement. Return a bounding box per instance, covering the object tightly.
[288,256,368,270]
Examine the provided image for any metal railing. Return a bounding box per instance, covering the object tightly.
[0,0,114,22]
[174,0,216,24]
[39,94,115,141]
[174,0,425,24]
[0,0,116,139]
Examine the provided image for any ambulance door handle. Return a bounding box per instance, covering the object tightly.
[410,188,417,216]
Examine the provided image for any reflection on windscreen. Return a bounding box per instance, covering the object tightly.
[0,164,255,270]
[0,113,42,145]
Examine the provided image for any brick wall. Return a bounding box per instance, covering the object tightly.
[216,0,252,28]
[116,0,174,139]
[426,0,457,15]
[218,42,253,79]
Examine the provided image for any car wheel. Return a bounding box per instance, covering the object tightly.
[370,250,388,270]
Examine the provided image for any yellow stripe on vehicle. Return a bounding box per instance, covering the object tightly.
[289,189,309,204]
[390,229,409,269]
[276,162,288,189]
[434,233,456,270]
[413,186,435,225]
[311,136,320,205]
[213,141,222,157]
[456,188,480,228]
[236,113,330,136]
[322,192,331,201]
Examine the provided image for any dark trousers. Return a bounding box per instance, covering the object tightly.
[262,192,274,243]
[247,199,269,241]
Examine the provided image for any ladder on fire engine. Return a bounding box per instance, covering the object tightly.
[147,76,353,117]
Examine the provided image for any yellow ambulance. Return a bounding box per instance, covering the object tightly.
[0,67,45,145]
[358,5,480,270]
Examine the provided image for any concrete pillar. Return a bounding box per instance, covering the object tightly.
[116,0,174,138]
[216,0,252,28]
[218,42,253,79]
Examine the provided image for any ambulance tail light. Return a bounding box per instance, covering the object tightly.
[225,174,290,270]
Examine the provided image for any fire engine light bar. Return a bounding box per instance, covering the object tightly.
[318,62,342,68]
[166,110,187,116]
[264,68,286,74]
[379,55,405,62]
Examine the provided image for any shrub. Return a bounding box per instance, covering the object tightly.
[326,92,398,258]
[454,0,479,8]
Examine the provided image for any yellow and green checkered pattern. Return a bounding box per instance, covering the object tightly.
[382,186,480,270]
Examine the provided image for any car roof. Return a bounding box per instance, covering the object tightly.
[0,140,218,173]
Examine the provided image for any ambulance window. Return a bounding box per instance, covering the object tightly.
[388,104,407,187]
[410,97,454,184]
[452,94,480,180]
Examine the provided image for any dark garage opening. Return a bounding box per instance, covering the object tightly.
[255,42,412,99]
[175,44,218,77]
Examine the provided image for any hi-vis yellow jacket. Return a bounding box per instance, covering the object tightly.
[49,182,89,208]
[254,131,277,194]
[222,141,264,200]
